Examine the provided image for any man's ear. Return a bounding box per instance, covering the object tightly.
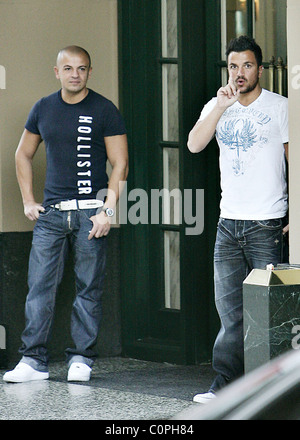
[54,66,60,79]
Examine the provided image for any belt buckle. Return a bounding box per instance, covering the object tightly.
[58,199,77,211]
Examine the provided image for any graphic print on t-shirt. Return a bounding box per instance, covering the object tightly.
[217,107,271,177]
[77,115,93,195]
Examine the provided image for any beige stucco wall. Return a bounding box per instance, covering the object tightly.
[287,0,300,263]
[0,0,118,232]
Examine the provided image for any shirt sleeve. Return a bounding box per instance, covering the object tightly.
[24,100,41,135]
[102,100,127,137]
[198,97,217,121]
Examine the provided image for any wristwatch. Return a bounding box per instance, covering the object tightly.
[103,207,115,217]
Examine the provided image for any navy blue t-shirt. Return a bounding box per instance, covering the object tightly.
[25,89,126,207]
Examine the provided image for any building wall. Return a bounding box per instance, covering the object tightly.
[287,0,300,264]
[0,0,121,365]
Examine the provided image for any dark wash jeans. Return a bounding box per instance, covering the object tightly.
[19,207,107,371]
[210,217,285,392]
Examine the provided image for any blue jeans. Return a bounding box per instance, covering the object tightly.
[19,207,107,371]
[210,217,285,392]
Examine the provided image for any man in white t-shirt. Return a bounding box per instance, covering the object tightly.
[188,36,288,404]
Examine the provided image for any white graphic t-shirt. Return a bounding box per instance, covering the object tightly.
[199,89,288,220]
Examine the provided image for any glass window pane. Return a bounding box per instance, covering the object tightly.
[254,0,287,63]
[162,63,179,142]
[163,148,181,225]
[221,0,248,60]
[254,0,287,94]
[161,0,178,58]
[164,231,180,310]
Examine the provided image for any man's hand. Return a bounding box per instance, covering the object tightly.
[283,224,289,235]
[216,78,240,110]
[24,201,45,221]
[88,211,111,240]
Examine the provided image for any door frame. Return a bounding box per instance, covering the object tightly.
[118,0,221,364]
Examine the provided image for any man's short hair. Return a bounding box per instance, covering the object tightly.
[226,35,263,67]
[57,45,91,68]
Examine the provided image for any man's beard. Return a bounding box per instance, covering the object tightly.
[237,74,260,94]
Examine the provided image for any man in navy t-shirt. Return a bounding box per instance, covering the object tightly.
[25,88,126,208]
[3,46,128,383]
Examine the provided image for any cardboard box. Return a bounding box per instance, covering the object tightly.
[243,268,300,373]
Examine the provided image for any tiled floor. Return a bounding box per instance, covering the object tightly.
[0,357,214,420]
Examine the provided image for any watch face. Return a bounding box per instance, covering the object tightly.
[105,208,114,217]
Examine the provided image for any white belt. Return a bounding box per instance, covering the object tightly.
[52,199,104,211]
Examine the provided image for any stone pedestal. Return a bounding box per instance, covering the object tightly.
[243,268,300,373]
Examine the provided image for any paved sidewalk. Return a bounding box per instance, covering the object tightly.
[0,357,214,420]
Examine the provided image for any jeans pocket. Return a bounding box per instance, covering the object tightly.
[38,207,55,218]
[254,218,283,230]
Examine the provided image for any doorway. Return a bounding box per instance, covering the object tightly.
[118,0,287,364]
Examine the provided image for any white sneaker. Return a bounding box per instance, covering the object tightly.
[67,362,91,382]
[3,362,49,383]
[193,391,216,404]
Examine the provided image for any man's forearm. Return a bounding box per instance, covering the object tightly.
[15,129,42,207]
[104,161,128,210]
[187,104,225,153]
[188,80,239,153]
[15,153,35,205]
